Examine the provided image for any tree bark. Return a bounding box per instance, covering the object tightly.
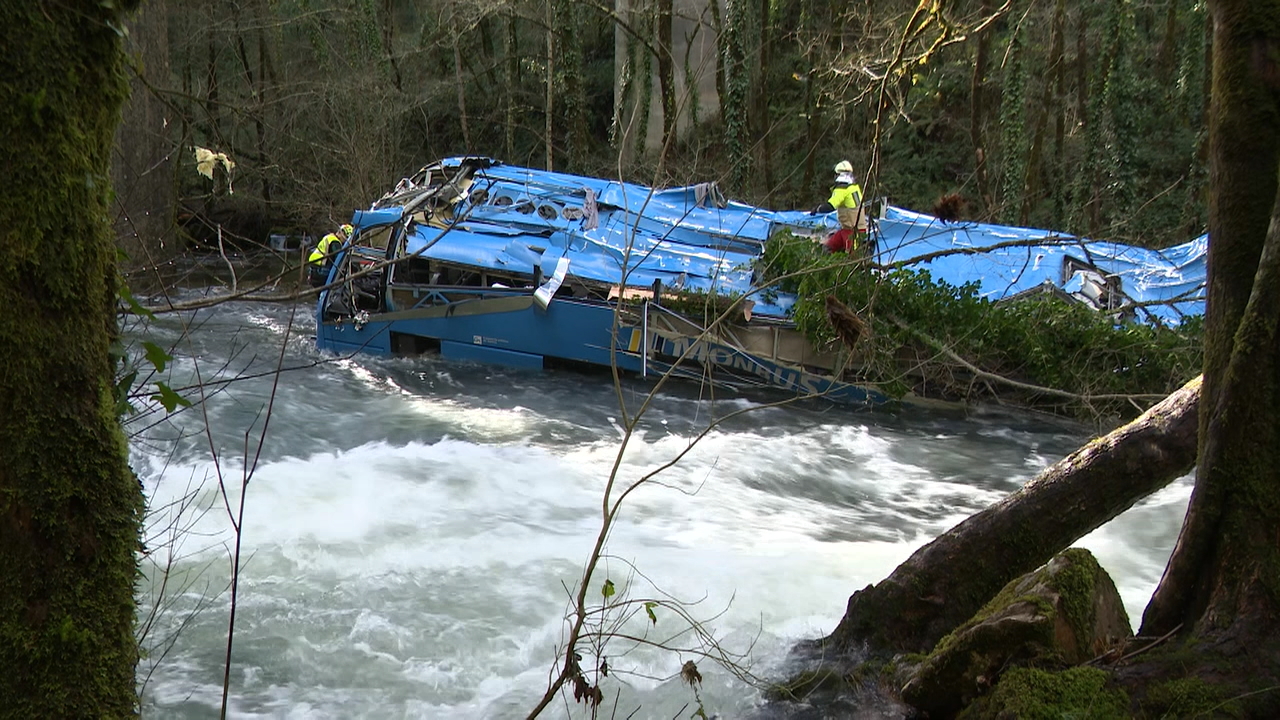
[721,0,750,187]
[1019,0,1066,224]
[799,0,820,202]
[656,0,676,161]
[751,0,773,192]
[969,0,994,217]
[506,9,519,160]
[381,0,404,90]
[205,5,223,170]
[233,2,272,205]
[821,375,1201,656]
[708,0,727,125]
[1156,0,1179,87]
[0,1,145,716]
[613,0,634,161]
[454,33,472,149]
[545,0,555,170]
[556,0,589,167]
[1051,0,1067,222]
[1076,9,1102,236]
[113,0,178,270]
[1140,0,1280,640]
[257,17,275,204]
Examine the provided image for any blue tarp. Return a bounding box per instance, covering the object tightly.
[871,207,1206,325]
[360,160,1206,326]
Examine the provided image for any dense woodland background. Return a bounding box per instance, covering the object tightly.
[112,0,1211,267]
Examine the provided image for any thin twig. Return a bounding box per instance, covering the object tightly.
[888,314,1168,404]
[1107,624,1183,665]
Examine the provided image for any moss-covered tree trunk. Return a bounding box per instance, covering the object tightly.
[969,0,994,217]
[1140,0,1280,645]
[819,376,1200,656]
[0,1,145,717]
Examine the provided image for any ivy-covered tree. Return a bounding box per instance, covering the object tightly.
[1138,0,1280,662]
[0,0,146,716]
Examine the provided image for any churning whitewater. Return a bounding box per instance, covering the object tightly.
[132,297,1192,719]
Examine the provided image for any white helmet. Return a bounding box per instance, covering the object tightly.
[834,160,853,174]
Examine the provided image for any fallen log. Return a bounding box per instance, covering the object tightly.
[819,374,1202,657]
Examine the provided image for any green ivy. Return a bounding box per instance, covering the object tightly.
[758,232,1202,418]
[999,31,1027,224]
[114,285,192,419]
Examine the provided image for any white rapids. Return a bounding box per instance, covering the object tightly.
[132,299,1191,719]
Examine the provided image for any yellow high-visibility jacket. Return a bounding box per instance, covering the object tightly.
[308,232,343,266]
[827,183,865,231]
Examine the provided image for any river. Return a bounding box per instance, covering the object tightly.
[131,294,1193,719]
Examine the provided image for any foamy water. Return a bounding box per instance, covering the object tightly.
[132,299,1192,718]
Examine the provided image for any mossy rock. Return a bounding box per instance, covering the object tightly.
[901,548,1132,717]
[958,666,1130,719]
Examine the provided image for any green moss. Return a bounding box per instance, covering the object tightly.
[1050,548,1100,645]
[937,548,1114,661]
[904,549,1137,717]
[931,574,1059,659]
[905,580,1060,715]
[0,1,144,717]
[1141,677,1242,718]
[959,667,1129,720]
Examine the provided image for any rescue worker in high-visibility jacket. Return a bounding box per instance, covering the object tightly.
[308,223,352,287]
[812,160,866,254]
